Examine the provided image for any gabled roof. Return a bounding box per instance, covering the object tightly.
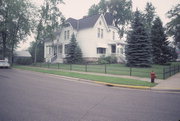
[104,12,114,26]
[66,13,114,30]
[66,18,78,29]
[15,51,31,57]
[78,14,101,30]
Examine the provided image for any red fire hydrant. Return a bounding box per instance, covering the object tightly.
[150,71,156,83]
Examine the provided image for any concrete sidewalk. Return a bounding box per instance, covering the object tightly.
[152,72,180,91]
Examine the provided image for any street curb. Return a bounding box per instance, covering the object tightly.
[151,88,180,92]
[93,81,151,90]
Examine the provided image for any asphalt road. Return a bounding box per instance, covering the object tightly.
[0,69,180,121]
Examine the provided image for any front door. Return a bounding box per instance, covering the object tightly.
[111,45,116,53]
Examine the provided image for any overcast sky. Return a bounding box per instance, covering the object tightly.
[17,0,180,51]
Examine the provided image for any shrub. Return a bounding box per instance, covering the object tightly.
[98,55,117,64]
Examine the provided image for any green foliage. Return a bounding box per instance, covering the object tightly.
[28,41,44,62]
[166,4,180,48]
[98,55,117,64]
[33,0,64,63]
[0,0,33,61]
[167,46,178,61]
[66,34,83,64]
[144,2,156,34]
[126,10,152,67]
[151,17,170,65]
[87,0,132,38]
[88,0,107,16]
[108,0,132,38]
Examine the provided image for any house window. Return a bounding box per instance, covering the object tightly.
[49,46,52,54]
[101,29,103,38]
[46,46,49,55]
[65,44,69,54]
[97,28,100,38]
[113,31,115,40]
[111,45,116,53]
[99,21,101,25]
[97,48,106,54]
[67,30,70,39]
[58,45,62,53]
[64,31,66,40]
[120,48,124,54]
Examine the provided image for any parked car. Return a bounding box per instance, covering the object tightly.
[0,60,10,68]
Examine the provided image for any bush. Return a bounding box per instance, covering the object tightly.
[98,55,117,64]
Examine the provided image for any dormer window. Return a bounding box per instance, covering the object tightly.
[67,30,70,39]
[101,29,103,38]
[64,31,66,40]
[97,28,100,38]
[64,30,70,40]
[113,31,115,40]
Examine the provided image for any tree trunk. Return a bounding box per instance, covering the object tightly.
[10,42,14,66]
[1,31,7,60]
[34,42,38,63]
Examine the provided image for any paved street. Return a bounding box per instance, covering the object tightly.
[0,69,180,121]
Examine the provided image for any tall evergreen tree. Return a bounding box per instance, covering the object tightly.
[144,2,156,34]
[126,10,152,67]
[66,34,83,64]
[151,17,170,64]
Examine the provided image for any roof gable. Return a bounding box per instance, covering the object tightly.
[94,14,110,31]
[65,14,112,31]
[78,14,100,30]
[104,12,114,26]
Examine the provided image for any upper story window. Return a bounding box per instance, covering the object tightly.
[101,29,103,38]
[98,28,103,39]
[64,31,66,40]
[67,30,70,39]
[97,28,100,38]
[64,30,70,40]
[99,21,101,25]
[113,31,115,40]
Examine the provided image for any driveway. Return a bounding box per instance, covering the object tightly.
[0,69,180,121]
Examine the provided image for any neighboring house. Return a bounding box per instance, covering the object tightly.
[44,13,126,63]
[14,51,32,64]
[176,46,180,61]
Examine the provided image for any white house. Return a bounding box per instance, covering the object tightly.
[44,13,126,63]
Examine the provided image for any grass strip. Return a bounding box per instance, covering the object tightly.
[14,65,157,87]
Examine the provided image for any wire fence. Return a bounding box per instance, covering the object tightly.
[32,63,180,79]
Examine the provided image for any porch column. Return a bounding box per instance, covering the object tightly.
[62,44,65,58]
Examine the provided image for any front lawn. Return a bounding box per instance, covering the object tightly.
[14,65,157,87]
[32,63,180,79]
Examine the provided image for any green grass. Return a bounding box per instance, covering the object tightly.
[32,63,180,79]
[14,65,157,87]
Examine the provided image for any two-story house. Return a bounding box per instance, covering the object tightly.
[44,13,126,63]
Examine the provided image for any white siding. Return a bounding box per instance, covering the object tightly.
[44,14,125,63]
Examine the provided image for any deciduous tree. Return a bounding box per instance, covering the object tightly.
[0,0,32,63]
[166,4,180,48]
